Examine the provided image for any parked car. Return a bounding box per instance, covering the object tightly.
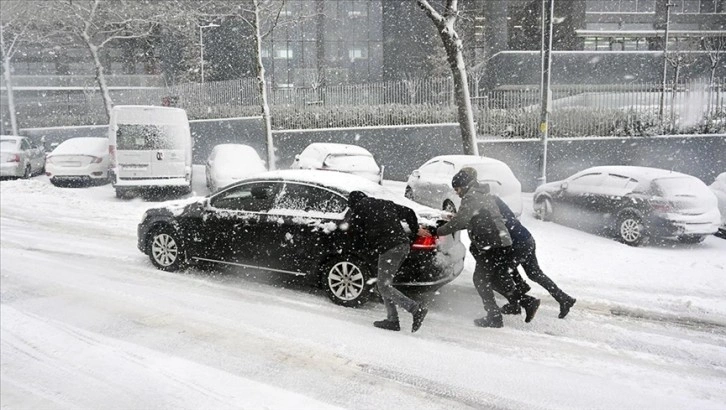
[405,155,523,216]
[290,143,383,184]
[533,166,721,246]
[109,105,193,198]
[205,144,266,192]
[45,137,110,186]
[138,170,465,307]
[709,172,726,238]
[0,135,45,179]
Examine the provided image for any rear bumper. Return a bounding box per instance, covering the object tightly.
[0,163,22,177]
[114,177,190,188]
[47,163,108,179]
[647,212,721,238]
[394,241,466,290]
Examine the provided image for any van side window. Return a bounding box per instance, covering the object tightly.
[116,124,178,150]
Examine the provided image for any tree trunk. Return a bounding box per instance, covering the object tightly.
[670,62,680,132]
[83,37,113,123]
[442,36,478,156]
[0,27,19,135]
[253,0,275,170]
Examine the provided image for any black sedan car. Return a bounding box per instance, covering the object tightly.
[138,170,465,307]
[533,166,721,246]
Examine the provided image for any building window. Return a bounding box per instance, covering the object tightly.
[260,48,270,58]
[348,48,367,61]
[274,48,293,59]
[586,0,656,12]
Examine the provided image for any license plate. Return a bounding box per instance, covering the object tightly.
[61,162,82,167]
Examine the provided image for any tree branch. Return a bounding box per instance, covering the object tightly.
[417,0,444,27]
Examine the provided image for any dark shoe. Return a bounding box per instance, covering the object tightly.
[373,319,400,331]
[474,314,503,328]
[558,296,576,319]
[522,297,540,323]
[500,303,522,315]
[411,307,428,333]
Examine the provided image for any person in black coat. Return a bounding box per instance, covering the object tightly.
[471,179,576,319]
[346,191,429,332]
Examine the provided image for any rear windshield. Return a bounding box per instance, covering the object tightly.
[116,124,186,150]
[653,177,710,197]
[323,154,377,170]
[469,163,513,180]
[0,140,18,150]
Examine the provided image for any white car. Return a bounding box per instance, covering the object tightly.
[405,155,523,216]
[0,135,45,179]
[709,172,726,238]
[45,137,111,186]
[290,143,383,184]
[205,144,266,192]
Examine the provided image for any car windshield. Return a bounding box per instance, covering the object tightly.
[653,177,711,197]
[323,154,378,171]
[116,124,185,150]
[0,139,18,151]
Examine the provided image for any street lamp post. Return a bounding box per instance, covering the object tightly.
[658,2,674,123]
[199,23,220,84]
[538,0,554,187]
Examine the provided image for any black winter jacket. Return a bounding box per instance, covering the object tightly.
[346,196,418,256]
[494,196,532,244]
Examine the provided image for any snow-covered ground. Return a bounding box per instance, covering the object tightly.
[2,167,726,409]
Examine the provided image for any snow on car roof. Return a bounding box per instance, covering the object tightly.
[304,143,373,156]
[428,155,509,168]
[51,137,108,156]
[581,166,694,182]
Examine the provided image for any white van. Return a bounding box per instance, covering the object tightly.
[109,105,193,198]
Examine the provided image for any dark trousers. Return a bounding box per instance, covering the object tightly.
[377,243,418,321]
[472,246,520,316]
[509,237,567,303]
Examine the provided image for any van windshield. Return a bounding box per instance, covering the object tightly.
[116,124,186,150]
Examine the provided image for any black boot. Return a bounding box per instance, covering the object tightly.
[373,319,400,331]
[411,306,428,333]
[474,313,504,328]
[500,303,522,315]
[558,295,576,319]
[521,296,540,323]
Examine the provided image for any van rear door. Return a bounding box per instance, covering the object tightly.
[116,124,187,179]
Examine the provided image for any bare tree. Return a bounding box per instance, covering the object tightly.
[52,0,166,121]
[665,47,699,131]
[194,0,285,170]
[416,0,478,155]
[702,36,725,112]
[0,1,36,135]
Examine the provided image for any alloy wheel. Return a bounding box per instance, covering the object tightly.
[620,218,641,243]
[151,233,179,267]
[327,261,365,301]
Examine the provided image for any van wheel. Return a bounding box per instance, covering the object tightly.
[320,257,373,307]
[617,212,647,246]
[148,226,186,271]
[23,165,31,179]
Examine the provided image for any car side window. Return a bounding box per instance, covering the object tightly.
[570,173,603,187]
[20,139,30,151]
[210,182,277,212]
[272,183,348,214]
[441,161,456,176]
[419,161,441,176]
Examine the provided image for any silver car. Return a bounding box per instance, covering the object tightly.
[405,155,523,216]
[0,135,45,179]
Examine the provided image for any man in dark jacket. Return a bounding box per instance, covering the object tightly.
[432,170,540,328]
[346,191,428,333]
[490,186,577,319]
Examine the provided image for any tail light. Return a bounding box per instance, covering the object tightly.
[90,156,103,164]
[651,199,673,213]
[411,234,438,251]
[7,154,20,163]
[109,145,116,167]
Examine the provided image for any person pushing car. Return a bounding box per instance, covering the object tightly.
[345,191,429,333]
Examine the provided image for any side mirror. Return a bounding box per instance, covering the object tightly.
[560,181,569,190]
[294,154,300,161]
[411,170,420,178]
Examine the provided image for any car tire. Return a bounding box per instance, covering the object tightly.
[678,235,706,244]
[443,200,456,213]
[320,257,373,307]
[148,226,186,271]
[115,188,130,199]
[535,197,554,221]
[617,212,647,246]
[404,186,414,200]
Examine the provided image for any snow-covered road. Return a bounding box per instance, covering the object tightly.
[2,171,725,409]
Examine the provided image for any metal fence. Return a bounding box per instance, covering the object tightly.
[3,75,724,137]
